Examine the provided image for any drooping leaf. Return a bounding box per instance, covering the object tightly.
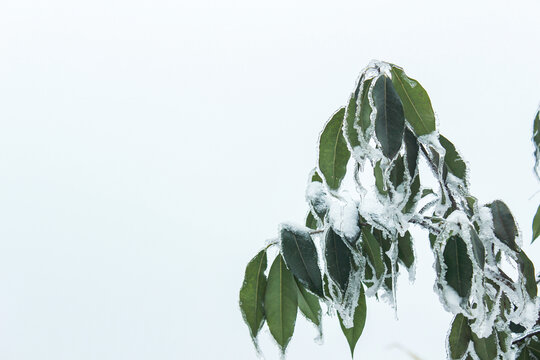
[325,228,352,293]
[403,175,420,214]
[443,235,473,298]
[447,313,471,359]
[361,227,385,280]
[490,200,519,252]
[398,231,415,269]
[471,330,498,360]
[404,128,419,177]
[439,135,467,180]
[389,155,406,190]
[527,340,540,357]
[319,107,350,190]
[344,91,361,150]
[359,78,374,135]
[280,227,323,297]
[306,211,318,230]
[295,279,321,327]
[517,250,537,298]
[469,227,485,270]
[265,255,298,352]
[497,330,509,353]
[532,204,540,243]
[239,250,268,340]
[372,75,405,159]
[389,65,436,136]
[517,347,531,360]
[374,160,388,195]
[338,284,367,357]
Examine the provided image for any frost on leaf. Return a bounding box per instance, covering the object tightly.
[240,61,539,359]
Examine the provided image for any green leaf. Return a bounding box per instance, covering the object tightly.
[443,235,473,298]
[265,254,298,352]
[517,347,531,360]
[374,160,388,195]
[532,204,540,243]
[397,231,414,269]
[389,155,406,190]
[344,90,361,149]
[527,340,540,357]
[439,135,467,180]
[490,200,519,252]
[295,279,321,327]
[359,79,374,136]
[319,107,350,190]
[280,227,324,297]
[311,169,323,183]
[517,250,537,298]
[373,75,405,159]
[361,227,385,280]
[447,314,471,359]
[469,227,485,270]
[239,250,268,340]
[471,331,498,360]
[325,228,352,292]
[338,285,367,357]
[306,211,318,230]
[389,65,436,136]
[404,128,419,177]
[403,175,420,214]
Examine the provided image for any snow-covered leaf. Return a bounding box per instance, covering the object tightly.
[239,250,267,340]
[361,227,385,280]
[338,284,367,357]
[374,160,388,195]
[443,235,473,298]
[489,200,519,252]
[344,91,361,149]
[532,204,540,243]
[469,227,485,270]
[281,226,324,297]
[404,128,419,177]
[373,75,405,159]
[390,65,436,136]
[306,211,318,230]
[439,135,467,181]
[517,250,537,298]
[295,279,322,327]
[265,255,298,352]
[471,331,497,360]
[398,231,415,270]
[325,228,352,293]
[447,313,471,359]
[318,107,350,190]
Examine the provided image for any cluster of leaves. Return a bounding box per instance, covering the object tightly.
[239,61,540,359]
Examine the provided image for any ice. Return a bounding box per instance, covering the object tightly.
[306,181,329,219]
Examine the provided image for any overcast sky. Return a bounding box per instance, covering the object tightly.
[1,0,540,359]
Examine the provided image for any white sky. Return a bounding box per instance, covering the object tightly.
[0,0,539,359]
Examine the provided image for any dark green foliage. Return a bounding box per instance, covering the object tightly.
[239,250,268,340]
[325,228,352,293]
[281,227,323,297]
[443,236,473,298]
[448,314,471,359]
[239,62,540,359]
[338,285,367,357]
[295,279,322,327]
[319,107,350,190]
[490,200,519,252]
[265,255,298,352]
[390,65,436,136]
[373,75,405,159]
[397,231,414,270]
